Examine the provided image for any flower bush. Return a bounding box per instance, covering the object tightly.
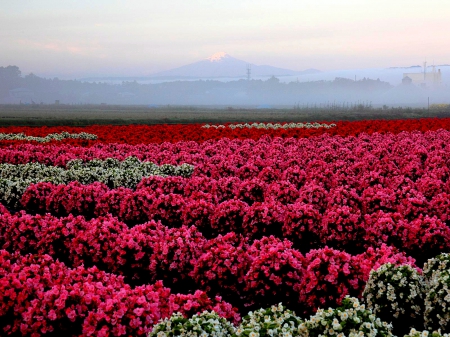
[242,201,284,239]
[318,205,364,253]
[210,200,248,236]
[352,244,417,284]
[362,263,425,335]
[148,225,207,291]
[297,247,360,314]
[405,329,450,337]
[244,236,305,311]
[234,303,304,337]
[399,216,450,265]
[361,211,403,249]
[191,232,251,306]
[299,296,395,337]
[424,270,450,332]
[423,253,450,280]
[282,201,321,252]
[149,310,236,337]
[423,254,450,331]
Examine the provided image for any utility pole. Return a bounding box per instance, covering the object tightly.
[424,61,427,81]
[246,64,251,81]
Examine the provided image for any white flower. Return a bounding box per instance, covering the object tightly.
[332,322,342,331]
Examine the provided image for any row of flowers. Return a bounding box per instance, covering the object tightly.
[0,210,418,314]
[2,118,450,144]
[0,159,194,207]
[1,130,450,185]
[0,131,97,142]
[7,178,450,262]
[152,255,450,337]
[0,250,239,337]
[150,298,394,337]
[201,122,337,129]
[151,297,450,337]
[3,238,450,337]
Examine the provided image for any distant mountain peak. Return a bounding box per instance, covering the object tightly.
[206,52,231,62]
[150,52,315,78]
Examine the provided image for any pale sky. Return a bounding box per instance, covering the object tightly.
[1,0,449,78]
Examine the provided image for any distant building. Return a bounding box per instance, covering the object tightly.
[403,62,442,87]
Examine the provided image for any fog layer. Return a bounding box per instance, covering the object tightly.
[1,66,448,108]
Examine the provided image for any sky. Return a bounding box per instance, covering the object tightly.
[1,0,450,79]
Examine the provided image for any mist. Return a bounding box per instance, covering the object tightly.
[1,65,449,108]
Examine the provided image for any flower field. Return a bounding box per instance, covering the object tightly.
[2,118,450,336]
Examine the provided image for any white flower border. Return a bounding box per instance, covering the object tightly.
[202,122,336,130]
[0,131,98,142]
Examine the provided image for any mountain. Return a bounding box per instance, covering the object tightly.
[149,52,320,79]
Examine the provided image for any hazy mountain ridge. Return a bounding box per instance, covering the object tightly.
[149,52,321,78]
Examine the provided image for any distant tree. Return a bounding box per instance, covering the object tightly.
[23,73,45,89]
[0,65,21,80]
[0,65,22,94]
[266,76,280,85]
